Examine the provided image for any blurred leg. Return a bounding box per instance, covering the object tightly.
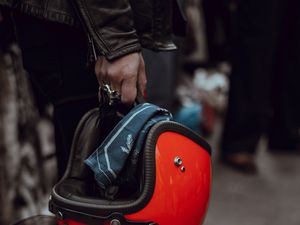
[269,0,300,151]
[221,0,284,158]
[143,49,177,111]
[14,14,98,177]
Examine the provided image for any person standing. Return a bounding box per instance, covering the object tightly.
[220,0,300,173]
[0,0,178,177]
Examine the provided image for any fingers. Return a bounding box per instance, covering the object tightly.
[95,53,146,105]
[95,56,122,92]
[121,73,137,105]
[137,55,147,97]
[106,66,123,93]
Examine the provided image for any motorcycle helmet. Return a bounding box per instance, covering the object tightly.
[49,99,212,225]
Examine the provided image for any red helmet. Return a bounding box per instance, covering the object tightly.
[49,107,212,225]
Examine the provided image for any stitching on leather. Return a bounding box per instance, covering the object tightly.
[77,0,111,54]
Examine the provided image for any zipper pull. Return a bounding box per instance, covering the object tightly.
[87,34,98,68]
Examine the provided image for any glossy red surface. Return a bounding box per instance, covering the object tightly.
[125,131,212,225]
[58,219,86,225]
[58,219,116,225]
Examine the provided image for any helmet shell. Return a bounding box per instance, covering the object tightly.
[125,131,211,225]
[49,108,212,225]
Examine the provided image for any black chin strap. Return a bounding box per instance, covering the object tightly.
[51,206,157,225]
[100,213,157,225]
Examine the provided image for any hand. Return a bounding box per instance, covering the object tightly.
[95,52,147,105]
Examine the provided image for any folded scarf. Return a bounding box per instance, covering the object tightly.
[85,103,172,189]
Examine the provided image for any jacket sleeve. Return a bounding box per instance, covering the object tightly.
[70,0,141,61]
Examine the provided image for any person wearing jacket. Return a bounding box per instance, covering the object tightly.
[0,0,178,177]
[220,0,300,173]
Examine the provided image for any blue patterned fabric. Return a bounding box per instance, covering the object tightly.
[85,103,172,189]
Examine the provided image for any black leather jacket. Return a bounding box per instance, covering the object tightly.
[0,0,177,60]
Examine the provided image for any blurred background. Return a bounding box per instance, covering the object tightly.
[1,0,300,224]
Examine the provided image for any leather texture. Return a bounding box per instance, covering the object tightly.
[130,0,177,51]
[0,0,179,60]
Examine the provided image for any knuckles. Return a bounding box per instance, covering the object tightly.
[106,65,137,83]
[140,79,147,88]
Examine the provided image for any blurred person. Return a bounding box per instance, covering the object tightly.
[220,0,300,173]
[143,1,186,110]
[0,13,55,224]
[0,0,178,179]
[267,2,300,153]
[202,0,233,66]
[183,0,208,70]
